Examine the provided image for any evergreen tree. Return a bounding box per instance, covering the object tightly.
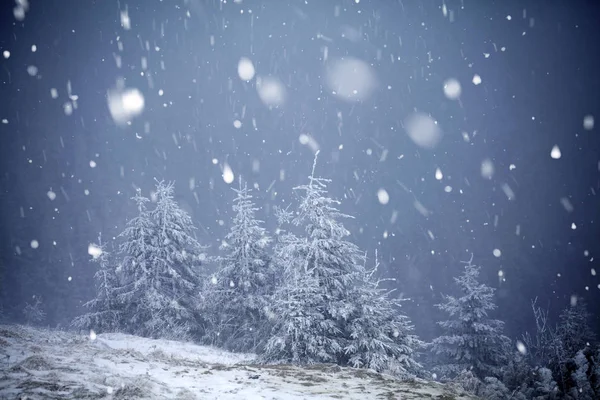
[263,271,343,364]
[147,180,207,338]
[114,188,160,336]
[531,367,559,400]
[263,155,366,364]
[263,153,421,374]
[569,350,595,400]
[22,295,45,326]
[430,254,510,380]
[593,348,600,396]
[115,183,206,340]
[344,251,423,376]
[262,204,342,363]
[556,298,596,359]
[71,234,119,333]
[207,180,272,352]
[477,377,515,400]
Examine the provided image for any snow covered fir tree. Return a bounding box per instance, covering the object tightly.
[146,180,208,338]
[430,254,510,380]
[111,187,158,336]
[203,179,273,351]
[262,153,422,376]
[73,182,208,340]
[70,233,119,333]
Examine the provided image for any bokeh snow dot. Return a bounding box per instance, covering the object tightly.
[256,76,286,107]
[107,87,145,125]
[583,115,594,130]
[443,78,462,99]
[550,145,561,159]
[233,120,242,129]
[493,248,502,257]
[222,164,235,184]
[325,57,376,102]
[472,74,482,85]
[481,159,495,179]
[377,189,390,205]
[237,57,255,81]
[30,240,39,249]
[27,65,38,76]
[404,113,443,149]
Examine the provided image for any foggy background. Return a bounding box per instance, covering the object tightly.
[0,0,599,341]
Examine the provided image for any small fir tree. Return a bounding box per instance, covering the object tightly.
[207,180,272,352]
[430,254,510,380]
[556,298,596,359]
[23,295,45,326]
[71,234,119,332]
[343,251,423,376]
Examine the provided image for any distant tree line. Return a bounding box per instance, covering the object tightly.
[61,153,598,399]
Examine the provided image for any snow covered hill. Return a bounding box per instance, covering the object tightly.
[0,325,479,399]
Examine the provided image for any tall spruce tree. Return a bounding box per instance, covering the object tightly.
[114,188,160,336]
[431,254,510,380]
[263,154,365,364]
[147,180,207,339]
[116,183,206,339]
[207,180,272,352]
[71,234,119,333]
[263,153,421,374]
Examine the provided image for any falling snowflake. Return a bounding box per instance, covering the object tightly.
[443,78,461,99]
[583,115,594,130]
[256,76,286,107]
[222,163,234,184]
[237,57,255,81]
[107,87,145,125]
[377,189,390,205]
[404,113,443,149]
[325,57,377,102]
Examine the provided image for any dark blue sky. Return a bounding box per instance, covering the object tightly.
[1,0,599,338]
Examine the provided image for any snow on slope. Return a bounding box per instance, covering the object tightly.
[0,325,479,399]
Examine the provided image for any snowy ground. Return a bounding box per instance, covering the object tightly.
[0,324,478,399]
